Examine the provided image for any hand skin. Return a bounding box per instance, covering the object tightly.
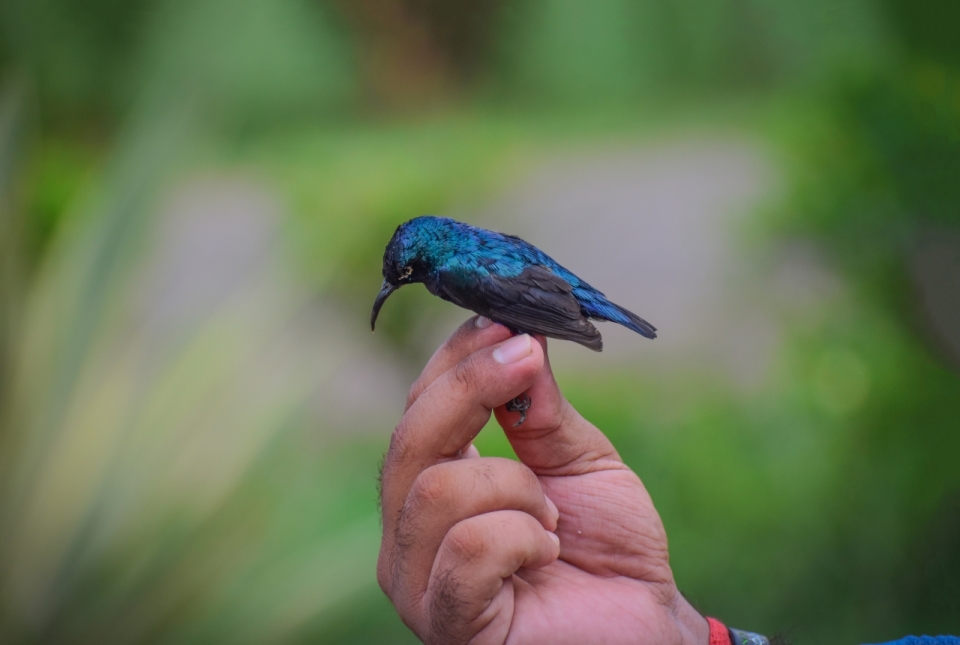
[377,317,710,645]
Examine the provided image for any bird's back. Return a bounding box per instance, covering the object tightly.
[397,216,654,346]
[437,219,591,286]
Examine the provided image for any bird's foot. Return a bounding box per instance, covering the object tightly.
[505,393,531,427]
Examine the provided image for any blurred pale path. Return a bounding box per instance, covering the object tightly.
[479,139,841,391]
[140,179,409,434]
[910,229,960,370]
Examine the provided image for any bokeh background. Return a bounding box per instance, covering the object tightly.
[1,0,959,643]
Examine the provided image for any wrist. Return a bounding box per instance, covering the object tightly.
[674,595,710,645]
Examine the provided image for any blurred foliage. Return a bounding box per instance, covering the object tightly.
[1,0,960,643]
[561,298,960,642]
[0,0,357,127]
[496,0,889,103]
[783,64,960,241]
[744,62,960,639]
[882,0,960,70]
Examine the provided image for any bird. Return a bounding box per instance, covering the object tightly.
[371,216,656,425]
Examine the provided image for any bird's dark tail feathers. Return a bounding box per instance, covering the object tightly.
[585,299,657,340]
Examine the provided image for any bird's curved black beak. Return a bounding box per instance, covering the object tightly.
[371,280,398,331]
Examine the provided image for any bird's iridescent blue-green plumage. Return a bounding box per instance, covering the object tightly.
[373,216,656,350]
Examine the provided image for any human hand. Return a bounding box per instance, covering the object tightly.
[377,317,709,645]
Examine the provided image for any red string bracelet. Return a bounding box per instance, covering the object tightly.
[708,617,732,645]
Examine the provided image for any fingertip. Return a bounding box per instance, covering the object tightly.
[547,531,560,550]
[492,334,533,365]
[490,335,544,380]
[524,335,547,374]
[530,336,551,372]
[544,495,559,530]
[456,315,512,343]
[524,525,562,570]
[540,530,561,566]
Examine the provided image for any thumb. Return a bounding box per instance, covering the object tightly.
[494,336,624,475]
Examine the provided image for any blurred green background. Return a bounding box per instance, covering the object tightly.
[1,0,959,643]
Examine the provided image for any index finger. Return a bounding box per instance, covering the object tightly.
[405,316,512,411]
[377,333,544,603]
[380,334,544,542]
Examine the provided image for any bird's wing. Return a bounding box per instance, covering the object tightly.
[436,264,603,351]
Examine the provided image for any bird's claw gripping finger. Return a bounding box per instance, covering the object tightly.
[505,393,532,426]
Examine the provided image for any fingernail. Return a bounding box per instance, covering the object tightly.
[493,334,532,364]
[547,531,560,548]
[545,495,559,524]
[475,316,492,329]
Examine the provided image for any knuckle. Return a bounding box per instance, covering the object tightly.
[543,398,570,435]
[446,522,487,561]
[472,461,504,502]
[452,358,475,390]
[448,322,472,353]
[427,565,467,644]
[376,550,393,596]
[405,380,423,410]
[512,460,540,488]
[522,472,544,506]
[494,459,538,498]
[387,422,411,463]
[410,467,449,507]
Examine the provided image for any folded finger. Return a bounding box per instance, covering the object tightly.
[388,457,559,605]
[422,511,560,643]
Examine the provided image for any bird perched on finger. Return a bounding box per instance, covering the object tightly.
[371,216,656,424]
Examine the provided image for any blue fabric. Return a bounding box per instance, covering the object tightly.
[730,627,769,645]
[868,637,960,645]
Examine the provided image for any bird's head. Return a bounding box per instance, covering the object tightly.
[371,216,449,330]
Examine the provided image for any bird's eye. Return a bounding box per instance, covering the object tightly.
[401,266,413,280]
